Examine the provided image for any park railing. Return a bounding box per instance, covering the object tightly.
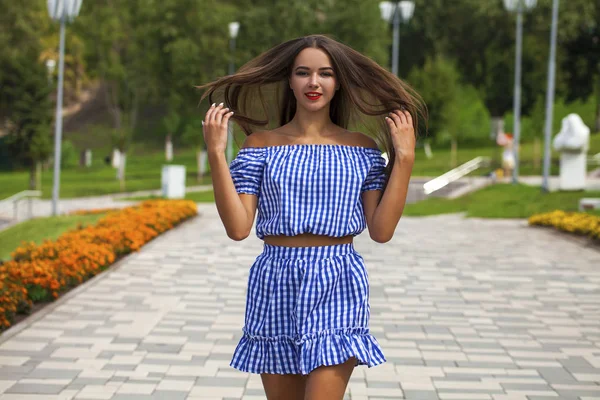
[423,156,491,196]
[0,190,42,222]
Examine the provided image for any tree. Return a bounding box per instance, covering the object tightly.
[1,53,53,188]
[409,56,463,166]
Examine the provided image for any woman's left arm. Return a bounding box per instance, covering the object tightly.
[362,109,415,243]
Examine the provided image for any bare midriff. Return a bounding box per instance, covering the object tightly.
[263,233,353,247]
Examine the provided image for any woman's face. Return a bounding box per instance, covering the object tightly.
[289,47,338,110]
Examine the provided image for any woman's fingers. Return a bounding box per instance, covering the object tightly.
[388,111,401,130]
[223,110,234,125]
[214,103,227,125]
[204,102,216,124]
[403,108,413,126]
[395,109,407,126]
[210,103,223,123]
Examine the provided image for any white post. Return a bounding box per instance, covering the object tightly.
[511,3,523,184]
[391,5,400,76]
[542,0,559,192]
[51,19,66,216]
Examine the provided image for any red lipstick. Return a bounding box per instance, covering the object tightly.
[305,92,322,101]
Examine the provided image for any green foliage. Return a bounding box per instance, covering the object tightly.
[459,86,491,144]
[0,52,53,173]
[60,140,79,168]
[505,95,598,140]
[162,111,182,137]
[26,286,49,303]
[111,128,133,153]
[181,119,205,150]
[408,56,460,142]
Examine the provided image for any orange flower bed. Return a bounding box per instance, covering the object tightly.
[0,200,197,330]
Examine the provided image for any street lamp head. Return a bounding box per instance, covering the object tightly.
[229,22,240,39]
[503,0,518,12]
[47,0,83,23]
[399,1,415,22]
[379,1,393,23]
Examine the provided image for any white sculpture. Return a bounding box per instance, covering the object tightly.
[552,113,590,191]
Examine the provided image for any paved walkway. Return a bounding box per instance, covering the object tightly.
[0,205,599,400]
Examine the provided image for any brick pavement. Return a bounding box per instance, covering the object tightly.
[0,204,599,399]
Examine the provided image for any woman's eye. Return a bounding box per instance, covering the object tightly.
[295,72,333,77]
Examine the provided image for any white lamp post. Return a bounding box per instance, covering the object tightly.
[226,21,240,164]
[541,0,560,192]
[379,1,415,76]
[47,0,83,216]
[504,0,536,184]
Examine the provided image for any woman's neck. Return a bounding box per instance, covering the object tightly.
[288,108,338,138]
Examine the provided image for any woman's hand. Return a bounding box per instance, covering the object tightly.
[385,108,415,161]
[202,102,234,154]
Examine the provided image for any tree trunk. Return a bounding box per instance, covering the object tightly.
[424,140,433,159]
[36,162,42,190]
[197,150,206,183]
[29,163,36,190]
[118,152,126,191]
[533,136,541,171]
[450,138,458,168]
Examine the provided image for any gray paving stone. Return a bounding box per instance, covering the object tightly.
[26,369,81,379]
[0,207,598,398]
[403,391,440,400]
[195,376,248,386]
[6,383,65,394]
[150,392,188,400]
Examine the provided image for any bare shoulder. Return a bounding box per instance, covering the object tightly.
[241,130,272,149]
[346,131,379,149]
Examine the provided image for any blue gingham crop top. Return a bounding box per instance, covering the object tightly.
[229,144,387,239]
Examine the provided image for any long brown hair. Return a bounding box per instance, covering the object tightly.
[197,34,427,181]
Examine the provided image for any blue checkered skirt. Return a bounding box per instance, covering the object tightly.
[230,243,386,375]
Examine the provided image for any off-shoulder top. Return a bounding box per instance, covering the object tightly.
[229,144,387,239]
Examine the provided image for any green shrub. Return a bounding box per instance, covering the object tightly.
[60,140,79,168]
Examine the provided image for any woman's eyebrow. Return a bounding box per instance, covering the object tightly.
[295,66,334,71]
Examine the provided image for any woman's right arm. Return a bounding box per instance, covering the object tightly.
[208,150,257,241]
[203,103,257,241]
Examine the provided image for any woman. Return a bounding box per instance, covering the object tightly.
[199,34,426,400]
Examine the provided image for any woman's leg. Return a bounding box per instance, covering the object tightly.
[261,373,307,400]
[303,357,356,400]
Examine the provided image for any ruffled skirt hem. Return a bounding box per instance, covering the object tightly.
[230,327,386,375]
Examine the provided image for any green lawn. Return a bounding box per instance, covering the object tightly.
[120,190,215,203]
[403,183,600,218]
[1,133,599,200]
[0,213,106,261]
[0,155,213,200]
